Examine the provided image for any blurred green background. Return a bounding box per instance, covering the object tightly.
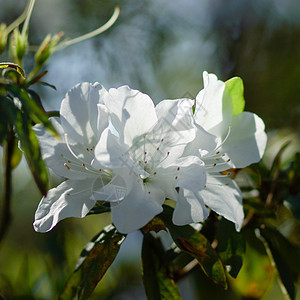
[0,0,299,299]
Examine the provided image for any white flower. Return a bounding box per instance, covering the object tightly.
[182,72,267,231]
[93,86,207,233]
[33,82,113,232]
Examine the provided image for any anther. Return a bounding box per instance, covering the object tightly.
[161,138,164,142]
[227,159,231,162]
[157,147,159,150]
[64,163,70,170]
[175,176,178,180]
[216,151,220,154]
[177,167,180,171]
[82,163,86,168]
[153,172,157,175]
[212,163,217,167]
[145,161,147,164]
[68,160,71,163]
[61,154,64,157]
[66,193,70,196]
[148,191,151,194]
[86,148,89,151]
[99,169,102,172]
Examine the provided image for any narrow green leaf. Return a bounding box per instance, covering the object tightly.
[0,62,25,78]
[142,234,182,300]
[11,137,23,169]
[159,206,227,288]
[59,224,126,300]
[216,218,246,278]
[14,109,49,195]
[7,85,59,137]
[270,141,291,178]
[225,77,245,115]
[258,226,300,300]
[0,95,16,145]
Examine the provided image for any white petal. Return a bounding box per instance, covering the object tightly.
[152,99,196,165]
[194,72,233,139]
[34,120,89,180]
[200,175,244,231]
[155,98,194,133]
[111,179,165,233]
[60,82,108,146]
[104,86,158,146]
[172,189,209,225]
[33,178,96,232]
[94,128,148,177]
[183,123,217,157]
[91,173,128,202]
[219,112,267,168]
[175,156,206,192]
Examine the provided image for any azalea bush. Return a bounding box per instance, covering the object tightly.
[0,1,300,299]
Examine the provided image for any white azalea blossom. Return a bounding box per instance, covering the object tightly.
[182,72,267,231]
[33,75,266,235]
[93,86,207,233]
[33,82,113,232]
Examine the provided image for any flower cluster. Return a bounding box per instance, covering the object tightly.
[33,72,267,234]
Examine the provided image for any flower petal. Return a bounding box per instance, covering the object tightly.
[175,156,206,192]
[200,175,244,231]
[219,112,267,168]
[104,86,158,146]
[194,72,233,139]
[94,128,148,177]
[172,189,209,225]
[110,179,165,233]
[60,82,108,146]
[33,178,96,232]
[183,123,217,157]
[34,119,89,180]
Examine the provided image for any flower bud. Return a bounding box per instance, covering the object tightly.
[0,23,8,54]
[34,32,63,67]
[9,28,28,65]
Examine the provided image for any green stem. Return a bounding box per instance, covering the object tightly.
[56,6,120,51]
[0,129,15,244]
[6,0,32,34]
[21,0,36,37]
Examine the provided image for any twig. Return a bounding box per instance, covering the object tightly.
[0,129,15,244]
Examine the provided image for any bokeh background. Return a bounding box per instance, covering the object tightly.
[0,0,299,299]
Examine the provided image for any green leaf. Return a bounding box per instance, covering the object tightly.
[7,85,59,137]
[258,226,300,300]
[159,205,227,288]
[142,234,182,300]
[216,218,246,278]
[59,224,126,300]
[11,137,23,169]
[14,109,49,195]
[225,77,245,115]
[0,62,25,78]
[0,96,16,145]
[270,140,291,178]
